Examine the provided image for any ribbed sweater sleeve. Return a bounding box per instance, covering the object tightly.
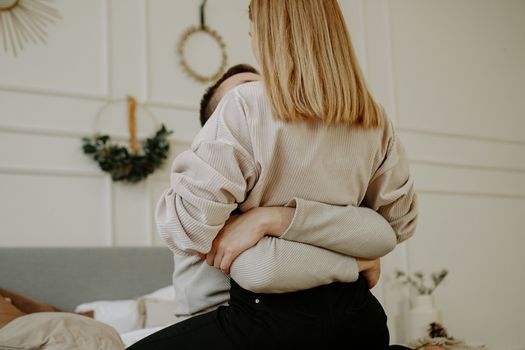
[156,92,258,256]
[230,237,359,293]
[363,127,418,243]
[279,198,397,259]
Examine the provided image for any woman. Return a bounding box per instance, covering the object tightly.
[130,1,417,349]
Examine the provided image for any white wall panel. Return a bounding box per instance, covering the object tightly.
[389,0,525,142]
[400,130,525,172]
[100,138,188,247]
[361,0,399,124]
[406,193,525,349]
[412,163,525,198]
[339,0,368,75]
[147,0,256,106]
[109,0,147,99]
[0,0,109,96]
[149,142,193,246]
[0,131,98,172]
[0,90,103,133]
[0,173,110,246]
[0,1,524,348]
[371,1,525,347]
[147,105,200,145]
[113,181,150,246]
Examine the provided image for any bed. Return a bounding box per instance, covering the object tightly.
[0,247,176,348]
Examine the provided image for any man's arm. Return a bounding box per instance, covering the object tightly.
[229,237,378,293]
[205,202,395,273]
[205,204,386,293]
[156,91,258,257]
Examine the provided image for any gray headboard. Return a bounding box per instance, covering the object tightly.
[0,247,174,312]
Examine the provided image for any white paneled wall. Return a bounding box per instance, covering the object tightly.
[0,1,524,349]
[381,1,525,349]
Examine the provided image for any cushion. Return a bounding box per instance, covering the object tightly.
[140,285,177,328]
[0,287,60,313]
[0,312,125,350]
[75,299,144,334]
[0,296,25,328]
[141,297,177,328]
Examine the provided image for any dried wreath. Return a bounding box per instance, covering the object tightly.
[176,0,228,83]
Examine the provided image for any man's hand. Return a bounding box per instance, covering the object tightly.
[205,209,266,274]
[356,258,381,289]
[203,207,295,274]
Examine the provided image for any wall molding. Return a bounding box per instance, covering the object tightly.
[411,158,525,174]
[0,166,103,178]
[416,188,525,200]
[399,126,525,147]
[0,83,107,101]
[0,123,191,147]
[0,84,199,112]
[147,99,199,112]
[0,124,92,139]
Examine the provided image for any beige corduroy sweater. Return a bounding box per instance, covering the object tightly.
[156,81,417,315]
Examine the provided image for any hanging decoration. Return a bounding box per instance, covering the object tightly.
[0,0,61,56]
[176,0,228,83]
[82,96,173,184]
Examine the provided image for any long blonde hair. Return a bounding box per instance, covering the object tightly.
[249,0,383,127]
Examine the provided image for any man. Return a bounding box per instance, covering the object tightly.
[199,64,261,127]
[162,63,396,321]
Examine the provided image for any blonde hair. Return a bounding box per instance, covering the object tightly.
[249,0,383,127]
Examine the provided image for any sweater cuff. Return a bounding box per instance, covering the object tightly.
[279,197,306,240]
[347,257,360,282]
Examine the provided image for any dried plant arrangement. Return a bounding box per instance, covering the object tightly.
[395,269,448,295]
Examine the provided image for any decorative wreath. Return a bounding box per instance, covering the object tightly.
[82,97,173,183]
[0,0,61,57]
[176,1,228,83]
[177,25,228,83]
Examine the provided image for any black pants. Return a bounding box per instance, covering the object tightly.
[127,276,390,349]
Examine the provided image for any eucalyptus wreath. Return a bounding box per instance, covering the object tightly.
[82,125,173,183]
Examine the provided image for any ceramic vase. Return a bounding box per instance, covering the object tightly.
[408,294,442,341]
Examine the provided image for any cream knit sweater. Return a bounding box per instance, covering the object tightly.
[156,81,417,315]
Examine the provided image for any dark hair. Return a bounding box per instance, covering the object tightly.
[199,63,259,126]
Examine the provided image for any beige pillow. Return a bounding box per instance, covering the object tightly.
[139,297,177,328]
[0,312,125,350]
[0,296,25,328]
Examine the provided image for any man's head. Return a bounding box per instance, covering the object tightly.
[199,64,260,126]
